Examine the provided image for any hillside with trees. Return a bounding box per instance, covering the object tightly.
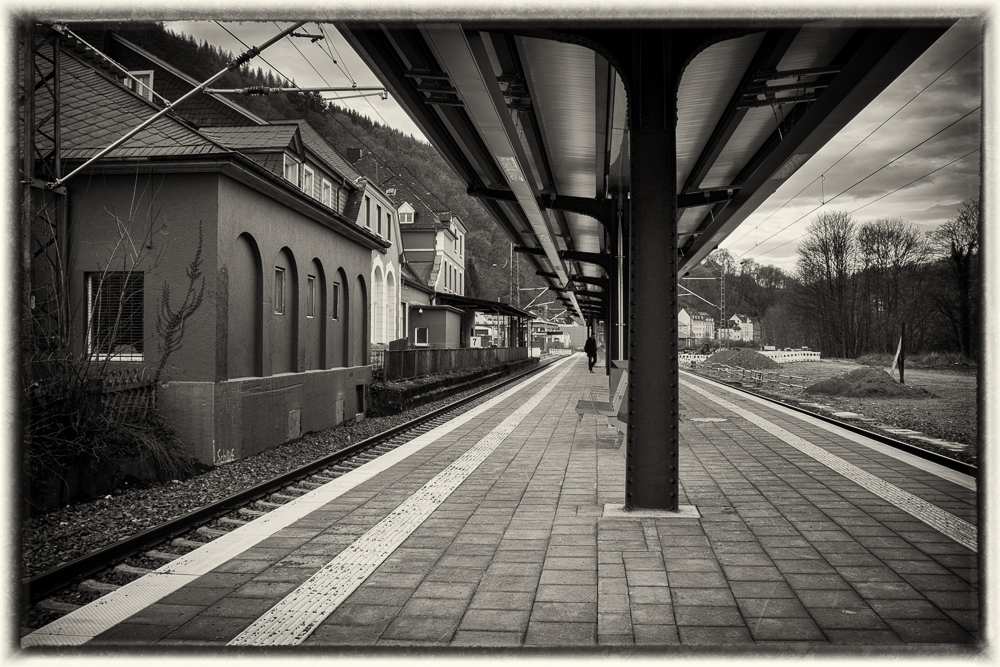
[115,23,552,312]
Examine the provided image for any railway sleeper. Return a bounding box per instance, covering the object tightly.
[218,517,248,528]
[296,481,325,490]
[114,563,153,577]
[239,507,267,518]
[269,493,299,503]
[197,526,229,539]
[78,579,120,594]
[144,550,182,562]
[254,500,283,510]
[37,599,81,615]
[172,537,208,549]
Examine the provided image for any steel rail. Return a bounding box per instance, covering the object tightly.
[23,356,561,604]
[685,369,976,478]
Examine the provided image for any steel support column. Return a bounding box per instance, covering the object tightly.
[626,29,678,511]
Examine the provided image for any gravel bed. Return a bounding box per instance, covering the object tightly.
[20,371,526,581]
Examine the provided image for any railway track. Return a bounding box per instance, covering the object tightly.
[22,355,563,632]
[684,368,977,477]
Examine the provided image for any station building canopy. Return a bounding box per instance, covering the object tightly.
[435,292,536,320]
[338,19,952,319]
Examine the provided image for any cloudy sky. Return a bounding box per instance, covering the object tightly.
[167,18,982,273]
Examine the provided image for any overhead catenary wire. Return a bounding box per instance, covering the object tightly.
[724,40,982,250]
[218,22,449,214]
[50,21,306,188]
[731,104,980,262]
[743,147,980,263]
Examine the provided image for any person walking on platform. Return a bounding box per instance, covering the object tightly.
[584,334,598,372]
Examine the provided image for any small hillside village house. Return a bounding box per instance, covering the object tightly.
[28,28,400,466]
[678,308,716,345]
[717,313,757,343]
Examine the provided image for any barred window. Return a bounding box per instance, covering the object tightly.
[274,267,285,315]
[306,275,316,318]
[87,271,144,360]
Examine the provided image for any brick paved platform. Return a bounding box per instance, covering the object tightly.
[23,354,980,651]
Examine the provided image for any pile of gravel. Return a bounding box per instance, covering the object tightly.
[707,348,781,370]
[20,378,509,580]
[806,366,931,398]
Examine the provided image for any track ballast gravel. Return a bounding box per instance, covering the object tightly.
[21,374,521,581]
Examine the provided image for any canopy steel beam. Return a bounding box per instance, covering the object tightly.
[679,25,949,272]
[569,275,609,290]
[468,186,617,229]
[681,28,798,194]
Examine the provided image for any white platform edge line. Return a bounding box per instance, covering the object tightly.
[21,355,577,648]
[228,361,578,645]
[682,379,977,552]
[680,370,976,491]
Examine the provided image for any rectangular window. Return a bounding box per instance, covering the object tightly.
[274,267,285,315]
[387,214,392,241]
[302,166,315,197]
[283,155,299,187]
[400,212,413,223]
[400,301,407,336]
[376,204,382,235]
[365,196,371,228]
[126,71,155,101]
[332,282,340,320]
[87,271,144,360]
[415,327,429,347]
[322,179,332,207]
[306,275,316,318]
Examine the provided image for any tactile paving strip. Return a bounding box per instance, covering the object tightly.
[228,361,577,645]
[21,356,575,648]
[682,379,977,552]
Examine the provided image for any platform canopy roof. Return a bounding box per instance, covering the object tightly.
[338,20,951,319]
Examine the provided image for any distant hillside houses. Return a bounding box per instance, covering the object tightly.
[718,313,757,342]
[679,308,715,346]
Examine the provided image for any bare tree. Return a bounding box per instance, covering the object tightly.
[926,199,980,359]
[857,217,932,353]
[795,211,862,358]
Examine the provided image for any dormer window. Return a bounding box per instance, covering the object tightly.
[126,70,154,101]
[283,154,300,187]
[321,179,332,207]
[399,212,413,223]
[302,166,315,197]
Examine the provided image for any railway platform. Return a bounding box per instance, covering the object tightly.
[22,353,980,650]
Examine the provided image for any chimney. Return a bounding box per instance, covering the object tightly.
[345,147,365,163]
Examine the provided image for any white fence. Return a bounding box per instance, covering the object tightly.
[759,350,821,363]
[679,350,821,365]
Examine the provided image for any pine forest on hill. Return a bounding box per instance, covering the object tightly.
[114,23,554,315]
[118,24,978,358]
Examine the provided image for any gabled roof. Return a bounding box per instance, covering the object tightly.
[293,121,362,182]
[352,152,452,231]
[107,30,268,127]
[39,43,226,161]
[400,262,433,293]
